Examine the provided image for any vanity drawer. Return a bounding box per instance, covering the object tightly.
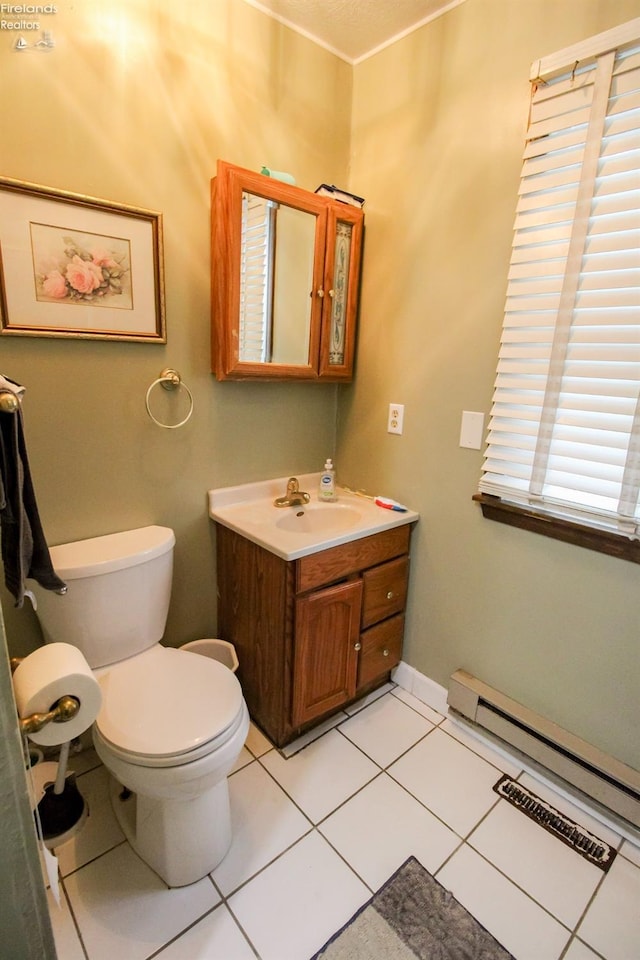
[357,615,404,688]
[361,556,408,628]
[296,525,410,594]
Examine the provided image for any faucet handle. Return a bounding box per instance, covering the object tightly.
[287,477,300,492]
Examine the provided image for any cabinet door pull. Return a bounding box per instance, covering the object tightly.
[354,642,362,651]
[317,289,325,298]
[382,648,389,657]
[386,590,395,600]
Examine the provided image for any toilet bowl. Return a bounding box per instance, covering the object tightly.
[30,525,249,887]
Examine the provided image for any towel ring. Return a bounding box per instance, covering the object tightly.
[145,368,194,429]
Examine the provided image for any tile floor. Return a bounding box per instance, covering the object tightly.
[42,684,640,960]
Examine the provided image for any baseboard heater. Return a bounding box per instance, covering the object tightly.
[447,669,640,830]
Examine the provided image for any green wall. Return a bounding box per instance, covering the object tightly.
[342,0,640,769]
[0,0,350,653]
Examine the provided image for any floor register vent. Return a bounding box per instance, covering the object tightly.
[494,775,616,872]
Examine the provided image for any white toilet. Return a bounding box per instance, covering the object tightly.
[30,525,249,887]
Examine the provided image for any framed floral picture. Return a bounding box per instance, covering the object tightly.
[0,178,165,342]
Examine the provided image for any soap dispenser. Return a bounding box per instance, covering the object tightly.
[318,459,337,501]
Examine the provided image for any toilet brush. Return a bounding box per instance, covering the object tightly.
[36,740,87,843]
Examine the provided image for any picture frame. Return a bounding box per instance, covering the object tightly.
[0,177,166,342]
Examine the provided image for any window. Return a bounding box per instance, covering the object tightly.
[477,18,640,559]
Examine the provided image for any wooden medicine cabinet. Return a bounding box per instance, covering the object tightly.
[211,160,364,381]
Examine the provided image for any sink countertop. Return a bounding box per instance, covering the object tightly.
[208,473,419,561]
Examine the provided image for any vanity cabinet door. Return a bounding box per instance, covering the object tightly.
[292,579,363,727]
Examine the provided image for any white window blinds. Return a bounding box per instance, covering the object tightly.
[479,19,640,537]
[239,193,276,363]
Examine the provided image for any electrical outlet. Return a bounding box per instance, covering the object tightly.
[387,403,404,435]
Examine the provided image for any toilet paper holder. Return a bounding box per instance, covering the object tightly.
[19,695,80,736]
[10,656,80,736]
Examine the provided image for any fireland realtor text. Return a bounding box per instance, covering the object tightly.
[1,3,56,30]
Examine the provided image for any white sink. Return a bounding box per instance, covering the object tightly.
[208,473,419,560]
[275,502,362,534]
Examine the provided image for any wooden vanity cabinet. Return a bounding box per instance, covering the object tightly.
[215,523,413,747]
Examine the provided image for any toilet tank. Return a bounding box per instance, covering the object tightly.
[31,526,175,669]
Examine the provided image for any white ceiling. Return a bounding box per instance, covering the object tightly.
[243,0,465,63]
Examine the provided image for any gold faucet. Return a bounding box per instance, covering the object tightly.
[274,477,311,508]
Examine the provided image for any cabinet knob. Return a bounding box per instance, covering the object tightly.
[328,289,335,298]
[382,648,389,657]
[386,591,395,600]
[317,289,325,298]
[354,642,362,651]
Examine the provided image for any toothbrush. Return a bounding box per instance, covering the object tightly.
[343,487,408,513]
[374,497,408,512]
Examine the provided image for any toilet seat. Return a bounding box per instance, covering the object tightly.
[95,645,245,768]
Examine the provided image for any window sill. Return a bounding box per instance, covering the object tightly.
[473,493,640,564]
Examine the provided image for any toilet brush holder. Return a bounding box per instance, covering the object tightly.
[35,741,88,847]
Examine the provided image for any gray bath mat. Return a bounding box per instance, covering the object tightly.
[311,856,514,959]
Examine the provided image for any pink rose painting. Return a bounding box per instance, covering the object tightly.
[41,269,67,299]
[31,223,132,309]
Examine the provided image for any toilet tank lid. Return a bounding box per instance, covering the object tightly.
[48,526,175,579]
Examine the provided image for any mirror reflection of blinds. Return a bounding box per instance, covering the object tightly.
[240,194,276,362]
[479,21,640,536]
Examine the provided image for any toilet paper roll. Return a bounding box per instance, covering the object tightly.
[13,643,102,746]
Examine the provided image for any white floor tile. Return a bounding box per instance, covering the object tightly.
[437,844,570,960]
[469,798,603,928]
[211,761,311,896]
[154,903,256,959]
[342,681,395,715]
[577,853,640,960]
[338,692,434,768]
[230,746,254,774]
[388,727,502,836]
[229,831,369,960]
[280,710,348,758]
[620,836,640,867]
[563,939,602,960]
[48,887,85,960]
[245,722,272,758]
[63,842,219,960]
[392,686,445,724]
[42,678,640,960]
[260,728,379,823]
[67,746,102,777]
[440,717,522,777]
[320,772,460,889]
[54,765,125,877]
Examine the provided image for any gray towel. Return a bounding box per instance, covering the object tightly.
[0,383,66,607]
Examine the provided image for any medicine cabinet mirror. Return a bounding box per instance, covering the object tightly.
[211,160,364,381]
